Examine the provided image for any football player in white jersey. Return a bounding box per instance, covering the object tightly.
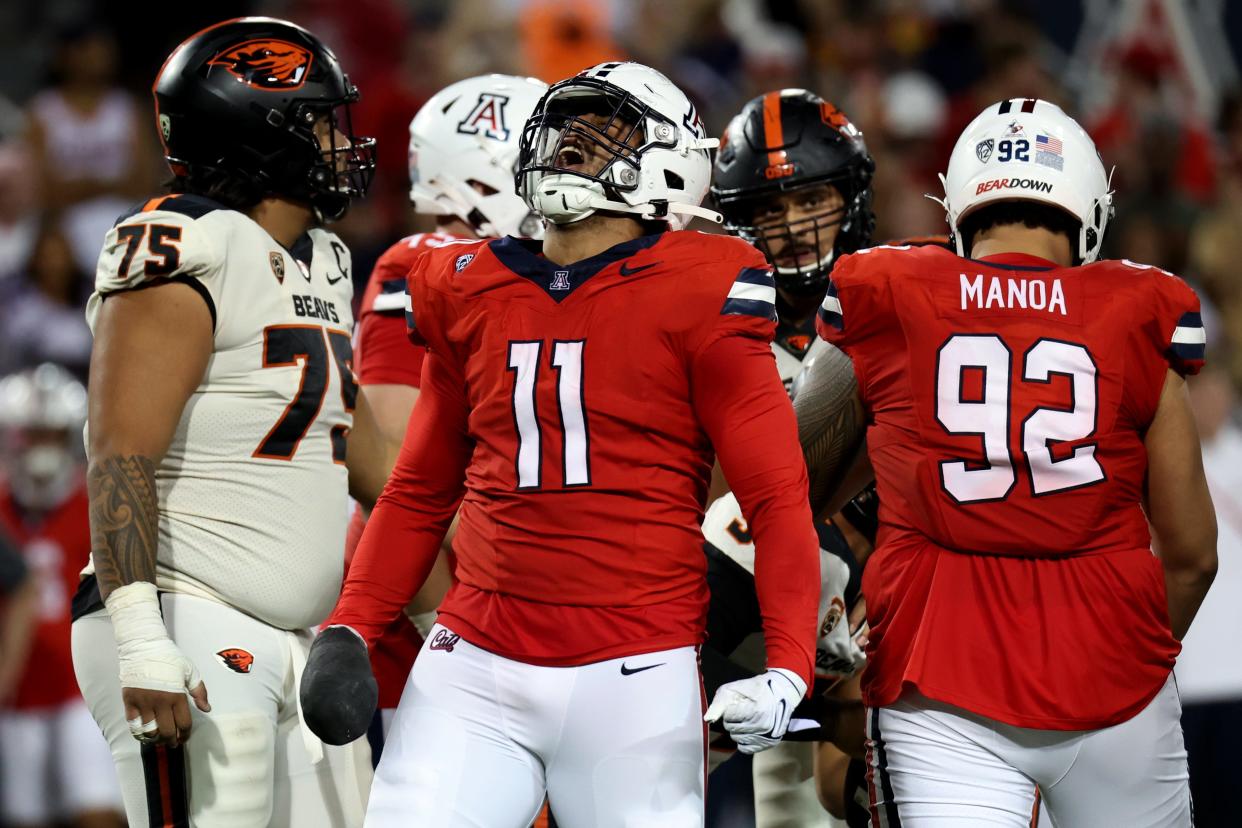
[703,89,877,828]
[69,17,392,828]
[344,73,547,745]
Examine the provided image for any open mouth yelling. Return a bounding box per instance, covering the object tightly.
[556,144,589,172]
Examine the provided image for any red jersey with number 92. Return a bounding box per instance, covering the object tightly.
[817,245,1204,730]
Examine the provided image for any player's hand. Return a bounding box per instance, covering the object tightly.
[816,551,866,679]
[118,629,211,747]
[106,582,210,747]
[299,625,377,745]
[704,667,807,754]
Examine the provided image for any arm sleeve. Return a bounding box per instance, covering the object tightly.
[326,350,471,645]
[691,331,820,689]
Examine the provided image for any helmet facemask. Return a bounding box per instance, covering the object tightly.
[294,92,376,222]
[723,178,870,295]
[516,71,720,228]
[518,79,662,223]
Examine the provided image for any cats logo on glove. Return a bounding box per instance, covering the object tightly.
[217,648,255,674]
[207,39,314,90]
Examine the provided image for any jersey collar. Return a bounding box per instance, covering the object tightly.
[970,252,1059,271]
[489,232,664,302]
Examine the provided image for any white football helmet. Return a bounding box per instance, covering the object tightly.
[0,364,86,511]
[408,74,549,238]
[938,98,1113,263]
[516,61,722,230]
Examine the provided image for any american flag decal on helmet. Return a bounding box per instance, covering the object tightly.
[721,267,777,320]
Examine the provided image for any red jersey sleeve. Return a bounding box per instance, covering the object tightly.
[356,240,432,387]
[405,243,477,354]
[1147,266,1205,377]
[356,313,426,387]
[690,295,820,689]
[327,350,471,646]
[693,244,779,351]
[814,248,897,396]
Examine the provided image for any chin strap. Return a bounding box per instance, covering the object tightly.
[585,193,723,225]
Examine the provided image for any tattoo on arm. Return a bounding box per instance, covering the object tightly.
[88,455,159,598]
[792,342,865,518]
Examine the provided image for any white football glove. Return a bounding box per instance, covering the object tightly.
[106,582,206,737]
[816,550,866,679]
[704,667,806,754]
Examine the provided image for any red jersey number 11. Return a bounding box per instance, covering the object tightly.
[507,339,590,490]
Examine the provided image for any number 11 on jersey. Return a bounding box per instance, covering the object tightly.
[508,339,590,490]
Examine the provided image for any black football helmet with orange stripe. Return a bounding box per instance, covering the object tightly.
[153,17,375,221]
[712,90,874,295]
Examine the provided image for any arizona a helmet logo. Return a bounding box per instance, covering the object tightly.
[457,93,511,141]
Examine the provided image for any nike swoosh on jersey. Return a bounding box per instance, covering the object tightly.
[619,261,659,276]
[620,662,666,675]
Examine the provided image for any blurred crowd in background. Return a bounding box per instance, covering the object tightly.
[2,0,1242,825]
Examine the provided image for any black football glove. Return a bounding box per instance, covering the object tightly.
[299,625,377,745]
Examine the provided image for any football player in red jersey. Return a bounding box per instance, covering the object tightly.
[795,98,1216,826]
[341,73,547,743]
[303,62,822,827]
[0,365,123,828]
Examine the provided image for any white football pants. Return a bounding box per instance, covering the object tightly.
[866,674,1190,827]
[366,624,707,827]
[72,592,372,827]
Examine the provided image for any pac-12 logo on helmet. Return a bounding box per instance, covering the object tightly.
[207,39,314,90]
[457,93,512,141]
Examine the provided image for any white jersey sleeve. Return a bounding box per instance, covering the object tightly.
[88,195,225,333]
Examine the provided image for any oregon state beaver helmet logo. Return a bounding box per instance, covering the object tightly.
[216,648,255,674]
[207,39,314,90]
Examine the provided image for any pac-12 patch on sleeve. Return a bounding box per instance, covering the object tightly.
[721,267,777,321]
[1168,311,1206,374]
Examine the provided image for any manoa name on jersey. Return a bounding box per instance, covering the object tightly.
[85,194,358,630]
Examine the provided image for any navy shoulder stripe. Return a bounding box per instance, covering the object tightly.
[817,280,843,331]
[720,266,777,320]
